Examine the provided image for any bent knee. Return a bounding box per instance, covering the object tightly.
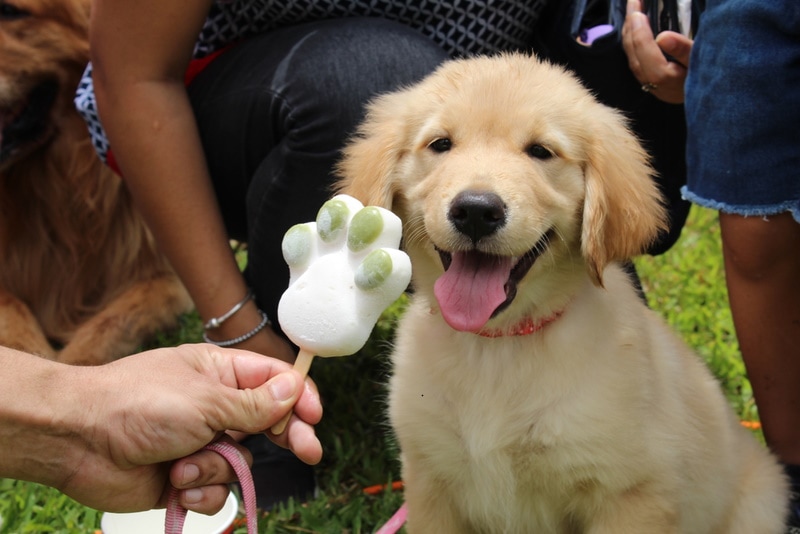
[720,211,800,279]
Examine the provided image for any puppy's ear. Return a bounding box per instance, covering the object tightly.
[581,108,668,285]
[335,92,410,210]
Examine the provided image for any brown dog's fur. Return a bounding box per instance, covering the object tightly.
[338,54,788,533]
[0,0,191,364]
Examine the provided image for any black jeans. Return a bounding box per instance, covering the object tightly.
[188,17,448,330]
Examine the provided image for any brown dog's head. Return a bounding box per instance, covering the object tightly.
[0,0,90,170]
[337,53,667,333]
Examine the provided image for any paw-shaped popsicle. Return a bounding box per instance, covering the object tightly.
[278,194,411,357]
[271,195,411,435]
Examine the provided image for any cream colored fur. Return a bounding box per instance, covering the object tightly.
[338,53,788,533]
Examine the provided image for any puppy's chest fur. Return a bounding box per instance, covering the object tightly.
[389,288,653,530]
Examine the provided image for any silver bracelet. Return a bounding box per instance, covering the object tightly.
[203,290,254,330]
[202,309,270,347]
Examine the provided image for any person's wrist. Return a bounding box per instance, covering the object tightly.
[6,361,98,487]
[204,300,267,344]
[199,290,296,361]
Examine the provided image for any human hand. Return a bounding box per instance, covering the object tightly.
[57,344,322,513]
[622,0,693,104]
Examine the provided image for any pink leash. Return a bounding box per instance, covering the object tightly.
[375,502,408,534]
[165,440,258,534]
[164,439,407,534]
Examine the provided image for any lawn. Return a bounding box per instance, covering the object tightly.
[0,205,755,533]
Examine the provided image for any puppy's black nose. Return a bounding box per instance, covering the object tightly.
[448,190,507,243]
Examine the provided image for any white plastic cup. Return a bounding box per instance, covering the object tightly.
[100,492,238,534]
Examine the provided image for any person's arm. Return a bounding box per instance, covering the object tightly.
[90,0,294,362]
[0,345,322,513]
[622,0,693,104]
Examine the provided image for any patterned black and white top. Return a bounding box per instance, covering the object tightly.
[75,0,548,163]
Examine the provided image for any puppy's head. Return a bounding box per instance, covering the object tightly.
[337,53,666,333]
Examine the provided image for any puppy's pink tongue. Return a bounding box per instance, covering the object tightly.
[434,252,512,332]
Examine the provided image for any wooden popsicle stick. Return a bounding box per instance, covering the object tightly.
[270,348,315,435]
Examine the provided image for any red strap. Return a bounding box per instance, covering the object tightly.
[184,46,232,85]
[106,149,121,176]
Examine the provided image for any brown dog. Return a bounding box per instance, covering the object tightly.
[338,54,788,533]
[0,0,191,364]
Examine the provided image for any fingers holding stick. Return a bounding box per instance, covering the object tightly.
[270,348,315,435]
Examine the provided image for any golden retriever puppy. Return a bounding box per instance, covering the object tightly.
[338,53,788,533]
[0,0,191,364]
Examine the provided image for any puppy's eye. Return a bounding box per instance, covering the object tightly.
[428,138,452,153]
[0,2,29,19]
[526,144,553,160]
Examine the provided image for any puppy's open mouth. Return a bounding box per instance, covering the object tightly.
[434,229,554,332]
[0,79,59,166]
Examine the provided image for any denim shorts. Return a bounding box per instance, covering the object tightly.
[684,0,800,222]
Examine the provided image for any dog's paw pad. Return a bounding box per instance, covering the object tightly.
[278,195,411,357]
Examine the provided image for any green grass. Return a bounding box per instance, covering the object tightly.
[635,207,756,423]
[0,206,752,533]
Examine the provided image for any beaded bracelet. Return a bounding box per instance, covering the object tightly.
[204,290,254,330]
[202,309,271,347]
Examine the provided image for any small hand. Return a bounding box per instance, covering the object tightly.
[622,0,693,104]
